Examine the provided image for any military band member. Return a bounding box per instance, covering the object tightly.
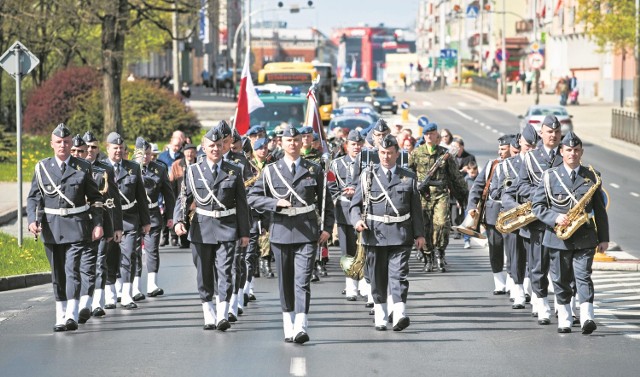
[513,115,563,325]
[247,125,335,344]
[27,123,104,332]
[350,135,425,331]
[246,125,267,146]
[103,132,151,310]
[409,122,468,272]
[329,130,365,301]
[531,132,608,334]
[174,127,250,331]
[466,135,512,295]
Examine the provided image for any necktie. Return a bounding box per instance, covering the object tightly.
[60,162,66,174]
[143,166,148,175]
[386,169,392,183]
[115,163,120,176]
[570,170,576,183]
[291,162,296,176]
[549,149,555,161]
[211,164,218,181]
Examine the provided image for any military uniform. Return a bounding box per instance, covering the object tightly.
[349,135,425,331]
[247,126,335,344]
[26,124,104,331]
[532,132,608,334]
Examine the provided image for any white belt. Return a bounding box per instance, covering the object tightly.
[366,213,411,224]
[121,200,137,211]
[196,207,237,218]
[337,196,351,203]
[277,204,316,216]
[104,198,115,209]
[44,204,89,216]
[148,201,159,209]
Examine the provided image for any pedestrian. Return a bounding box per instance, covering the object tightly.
[439,128,453,148]
[462,160,478,249]
[27,123,105,332]
[557,78,568,106]
[158,131,185,246]
[525,70,533,94]
[402,136,416,153]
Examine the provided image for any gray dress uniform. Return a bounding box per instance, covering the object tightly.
[349,136,424,331]
[173,143,250,330]
[247,133,335,342]
[531,132,608,333]
[26,125,104,331]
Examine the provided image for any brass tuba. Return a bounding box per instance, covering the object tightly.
[340,233,366,280]
[554,166,601,240]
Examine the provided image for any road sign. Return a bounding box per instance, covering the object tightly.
[0,41,40,78]
[496,49,510,62]
[528,52,544,69]
[440,48,458,59]
[466,5,479,18]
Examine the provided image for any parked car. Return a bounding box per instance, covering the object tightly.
[518,104,574,136]
[215,69,242,89]
[337,78,372,106]
[332,102,380,121]
[371,88,398,114]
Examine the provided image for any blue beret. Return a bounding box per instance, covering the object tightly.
[379,134,398,149]
[135,136,150,150]
[298,126,314,135]
[52,123,71,138]
[82,131,98,143]
[106,132,124,145]
[510,133,521,149]
[423,122,438,134]
[204,127,224,142]
[542,115,561,130]
[72,134,86,147]
[281,125,300,138]
[521,124,539,145]
[373,118,389,133]
[247,125,266,136]
[215,120,232,137]
[347,130,365,142]
[312,132,319,141]
[417,115,429,128]
[561,131,582,147]
[253,138,268,150]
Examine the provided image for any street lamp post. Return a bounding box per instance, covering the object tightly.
[501,0,507,102]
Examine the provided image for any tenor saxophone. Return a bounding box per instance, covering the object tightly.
[495,201,536,234]
[554,166,601,240]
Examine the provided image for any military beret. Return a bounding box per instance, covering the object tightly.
[417,115,430,129]
[253,137,268,150]
[280,124,300,138]
[52,123,71,138]
[498,134,512,146]
[182,143,196,152]
[72,134,86,148]
[379,134,398,149]
[423,122,438,134]
[373,118,390,133]
[542,114,561,130]
[521,123,539,145]
[561,131,582,147]
[298,126,314,135]
[82,131,98,143]
[247,125,266,136]
[106,132,124,145]
[347,129,365,143]
[365,130,375,145]
[203,127,224,142]
[215,120,232,137]
[267,131,277,140]
[135,136,150,150]
[232,129,242,143]
[510,133,521,149]
[242,137,253,154]
[312,132,319,141]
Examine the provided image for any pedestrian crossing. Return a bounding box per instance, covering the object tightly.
[593,271,640,339]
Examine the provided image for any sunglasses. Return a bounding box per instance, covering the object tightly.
[87,146,98,149]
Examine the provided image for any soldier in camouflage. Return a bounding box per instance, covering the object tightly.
[409,123,468,273]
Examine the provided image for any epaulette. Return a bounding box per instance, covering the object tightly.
[396,166,417,179]
[149,160,167,174]
[92,164,106,174]
[71,156,92,173]
[153,159,168,170]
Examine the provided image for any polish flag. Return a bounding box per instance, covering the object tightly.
[304,79,328,154]
[234,52,264,135]
[554,0,563,16]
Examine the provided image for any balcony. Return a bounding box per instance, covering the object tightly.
[515,19,534,33]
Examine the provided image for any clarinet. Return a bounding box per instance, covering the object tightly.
[179,175,188,224]
[34,204,41,241]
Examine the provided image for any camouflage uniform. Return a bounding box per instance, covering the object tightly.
[409,144,468,271]
[301,147,322,164]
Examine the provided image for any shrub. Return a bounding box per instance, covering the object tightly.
[68,80,201,143]
[23,66,101,135]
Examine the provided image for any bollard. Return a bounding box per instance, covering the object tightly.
[401,101,410,122]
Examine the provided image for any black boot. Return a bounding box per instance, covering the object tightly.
[437,250,446,272]
[266,259,274,278]
[423,251,433,272]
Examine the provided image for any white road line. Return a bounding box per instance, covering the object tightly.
[479,122,485,126]
[447,107,473,120]
[492,129,498,133]
[485,125,491,130]
[631,192,640,198]
[422,100,432,107]
[290,357,307,377]
[28,296,49,302]
[610,183,620,189]
[0,317,6,323]
[458,101,467,107]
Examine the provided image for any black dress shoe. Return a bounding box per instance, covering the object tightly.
[294,332,310,344]
[538,318,551,325]
[203,324,216,330]
[572,316,580,325]
[92,307,106,317]
[365,302,374,308]
[104,303,116,310]
[116,297,121,303]
[493,289,507,295]
[228,313,238,323]
[133,293,146,302]
[393,317,410,331]
[78,308,91,324]
[531,312,538,317]
[53,324,67,332]
[122,302,138,310]
[284,337,294,343]
[525,294,531,303]
[238,307,244,316]
[65,319,78,331]
[217,319,230,331]
[388,313,393,323]
[147,288,164,297]
[557,327,572,333]
[249,294,256,301]
[582,320,597,335]
[159,238,168,247]
[311,272,320,283]
[369,309,375,315]
[244,293,250,304]
[346,296,357,302]
[512,303,526,309]
[341,289,346,295]
[375,325,387,331]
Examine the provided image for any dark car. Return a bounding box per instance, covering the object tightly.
[215,69,242,89]
[337,78,373,106]
[371,88,398,114]
[331,102,380,122]
[328,113,377,134]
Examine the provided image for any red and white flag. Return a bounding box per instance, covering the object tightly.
[304,81,328,154]
[234,52,264,135]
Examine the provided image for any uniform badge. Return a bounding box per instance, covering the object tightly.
[154,168,158,175]
[128,169,133,175]
[76,165,81,171]
[46,185,52,190]
[228,170,235,176]
[309,166,315,173]
[234,159,241,164]
[585,177,591,183]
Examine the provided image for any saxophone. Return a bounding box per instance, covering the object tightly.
[555,166,601,240]
[495,201,536,233]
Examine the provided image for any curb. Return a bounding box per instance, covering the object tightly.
[0,207,25,227]
[0,272,50,292]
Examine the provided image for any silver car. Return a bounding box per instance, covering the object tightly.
[518,105,574,135]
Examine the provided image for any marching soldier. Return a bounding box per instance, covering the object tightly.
[350,134,425,331]
[513,115,563,325]
[247,125,335,344]
[246,125,267,146]
[299,126,322,163]
[174,127,250,331]
[82,131,123,317]
[27,123,104,332]
[409,122,468,272]
[494,126,538,310]
[103,132,151,310]
[133,137,175,299]
[329,130,365,301]
[531,132,608,334]
[466,135,512,295]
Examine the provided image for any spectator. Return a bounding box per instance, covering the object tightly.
[525,69,534,94]
[157,130,185,247]
[392,123,403,137]
[462,160,479,248]
[402,136,416,153]
[556,78,568,106]
[180,82,191,99]
[451,137,476,176]
[439,128,453,148]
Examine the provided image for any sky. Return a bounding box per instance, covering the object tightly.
[251,0,419,35]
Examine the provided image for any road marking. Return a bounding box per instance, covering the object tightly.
[422,100,432,107]
[610,183,620,189]
[631,192,639,198]
[0,317,6,323]
[290,357,307,376]
[479,122,485,126]
[447,107,473,120]
[593,271,640,339]
[485,125,491,130]
[492,129,498,133]
[458,101,467,107]
[28,296,48,302]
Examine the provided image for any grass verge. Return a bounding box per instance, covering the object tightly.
[0,231,49,277]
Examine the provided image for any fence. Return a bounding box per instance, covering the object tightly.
[611,109,640,146]
[470,76,499,100]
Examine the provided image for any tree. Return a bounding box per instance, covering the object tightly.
[576,0,635,52]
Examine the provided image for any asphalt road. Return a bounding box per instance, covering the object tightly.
[1,240,639,377]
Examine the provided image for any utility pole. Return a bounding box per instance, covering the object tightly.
[458,10,463,87]
[636,0,639,113]
[501,0,507,102]
[439,0,446,89]
[172,2,180,94]
[245,0,251,65]
[478,2,484,76]
[533,0,540,105]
